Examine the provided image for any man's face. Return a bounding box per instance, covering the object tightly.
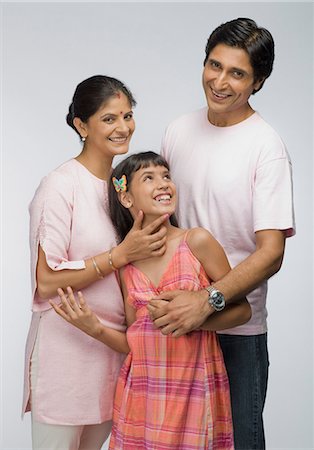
[202,43,263,126]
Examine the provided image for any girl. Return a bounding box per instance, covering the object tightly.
[23,78,168,450]
[51,151,251,449]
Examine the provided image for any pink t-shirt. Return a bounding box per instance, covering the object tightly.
[162,108,295,335]
[23,159,126,425]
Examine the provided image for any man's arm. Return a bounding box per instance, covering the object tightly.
[148,229,286,337]
[213,229,285,300]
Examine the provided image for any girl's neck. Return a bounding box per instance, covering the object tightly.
[131,222,185,281]
[142,217,181,240]
[75,148,113,181]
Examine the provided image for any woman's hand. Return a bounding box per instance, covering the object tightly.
[49,286,102,339]
[115,210,169,265]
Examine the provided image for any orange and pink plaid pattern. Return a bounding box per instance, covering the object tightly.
[109,237,234,450]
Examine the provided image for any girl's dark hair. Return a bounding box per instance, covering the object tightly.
[66,75,136,138]
[204,18,274,94]
[109,151,178,242]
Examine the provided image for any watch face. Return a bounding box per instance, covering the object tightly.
[210,290,225,311]
[212,292,224,306]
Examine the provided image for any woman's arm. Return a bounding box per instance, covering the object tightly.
[50,286,130,353]
[37,211,169,299]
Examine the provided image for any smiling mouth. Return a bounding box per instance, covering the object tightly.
[109,136,129,143]
[154,194,172,203]
[211,88,231,99]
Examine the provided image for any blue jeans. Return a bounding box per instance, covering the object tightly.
[218,333,269,450]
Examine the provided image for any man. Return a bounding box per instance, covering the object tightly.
[148,18,295,449]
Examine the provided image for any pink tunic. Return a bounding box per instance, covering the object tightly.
[22,159,126,425]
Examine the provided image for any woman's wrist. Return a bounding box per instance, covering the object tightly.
[91,244,128,278]
[110,244,128,269]
[92,256,105,279]
[108,248,118,271]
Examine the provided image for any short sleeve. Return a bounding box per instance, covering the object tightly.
[160,128,168,159]
[160,121,177,165]
[30,171,86,271]
[253,157,296,237]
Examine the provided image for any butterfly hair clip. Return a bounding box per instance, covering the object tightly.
[112,175,127,192]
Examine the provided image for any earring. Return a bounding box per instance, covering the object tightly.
[81,137,86,142]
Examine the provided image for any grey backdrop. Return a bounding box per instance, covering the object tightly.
[2,2,313,449]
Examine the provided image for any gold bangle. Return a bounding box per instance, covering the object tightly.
[108,248,118,271]
[92,256,104,279]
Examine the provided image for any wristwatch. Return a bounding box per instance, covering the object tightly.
[205,285,226,312]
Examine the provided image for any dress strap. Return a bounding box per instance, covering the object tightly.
[182,229,190,242]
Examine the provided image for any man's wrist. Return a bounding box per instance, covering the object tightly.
[200,289,215,317]
[204,285,226,312]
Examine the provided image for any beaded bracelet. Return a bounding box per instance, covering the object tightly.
[92,257,104,279]
[108,248,118,271]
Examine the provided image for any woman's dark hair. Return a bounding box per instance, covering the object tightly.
[109,151,178,242]
[66,75,136,138]
[204,18,274,94]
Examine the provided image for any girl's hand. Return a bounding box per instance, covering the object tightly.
[116,210,169,265]
[49,286,102,339]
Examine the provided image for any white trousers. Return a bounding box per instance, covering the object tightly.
[31,419,112,450]
[30,321,112,450]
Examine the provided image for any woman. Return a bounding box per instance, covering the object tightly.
[22,75,168,450]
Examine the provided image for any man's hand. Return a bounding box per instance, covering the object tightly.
[147,289,213,337]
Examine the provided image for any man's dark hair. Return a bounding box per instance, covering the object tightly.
[204,18,274,94]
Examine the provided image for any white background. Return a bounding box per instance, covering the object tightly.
[1,2,313,449]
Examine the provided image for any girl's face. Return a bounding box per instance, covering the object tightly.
[123,164,176,219]
[75,92,135,158]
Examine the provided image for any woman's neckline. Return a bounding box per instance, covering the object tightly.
[72,158,110,183]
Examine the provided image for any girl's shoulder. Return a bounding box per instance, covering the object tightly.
[185,228,228,278]
[185,227,223,262]
[185,227,216,250]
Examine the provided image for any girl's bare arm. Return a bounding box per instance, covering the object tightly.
[187,228,251,331]
[50,286,130,353]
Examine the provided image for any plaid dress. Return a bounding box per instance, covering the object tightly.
[109,235,234,450]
